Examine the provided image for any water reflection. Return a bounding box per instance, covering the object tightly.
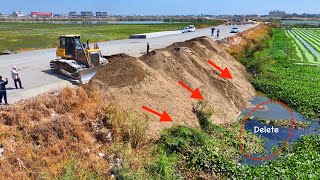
[239,96,320,165]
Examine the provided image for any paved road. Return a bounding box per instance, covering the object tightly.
[0,24,254,103]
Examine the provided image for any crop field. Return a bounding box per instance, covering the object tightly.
[253,28,320,119]
[286,28,320,64]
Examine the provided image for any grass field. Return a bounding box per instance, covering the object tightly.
[0,21,222,52]
[286,28,320,64]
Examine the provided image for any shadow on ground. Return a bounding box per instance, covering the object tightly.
[42,69,79,85]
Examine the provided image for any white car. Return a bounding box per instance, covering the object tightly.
[179,25,196,33]
[186,25,196,32]
[179,27,189,33]
[230,27,240,33]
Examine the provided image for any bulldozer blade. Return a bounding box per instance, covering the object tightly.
[78,66,102,84]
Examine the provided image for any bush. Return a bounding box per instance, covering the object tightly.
[160,126,210,154]
[104,106,149,149]
[148,150,180,180]
[246,50,272,75]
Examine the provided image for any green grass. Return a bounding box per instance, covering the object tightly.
[237,135,320,179]
[140,108,320,179]
[0,21,222,52]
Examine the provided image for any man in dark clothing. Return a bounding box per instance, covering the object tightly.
[0,76,9,105]
[217,29,220,39]
[147,42,150,53]
[211,28,215,36]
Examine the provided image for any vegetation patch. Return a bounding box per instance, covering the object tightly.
[222,25,320,120]
[252,28,320,119]
[257,118,311,129]
[119,102,320,179]
[242,116,312,129]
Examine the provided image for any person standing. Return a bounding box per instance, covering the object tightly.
[147,42,150,53]
[0,76,9,105]
[217,29,220,39]
[211,28,215,36]
[11,66,23,89]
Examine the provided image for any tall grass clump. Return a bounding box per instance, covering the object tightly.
[0,87,112,179]
[104,106,149,149]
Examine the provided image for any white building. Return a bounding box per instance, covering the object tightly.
[12,11,25,17]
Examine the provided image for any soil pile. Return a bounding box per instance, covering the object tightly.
[93,54,146,88]
[90,36,255,137]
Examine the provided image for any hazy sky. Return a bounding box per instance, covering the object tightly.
[0,0,319,15]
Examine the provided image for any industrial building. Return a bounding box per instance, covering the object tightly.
[96,12,108,18]
[80,11,94,18]
[69,12,77,18]
[31,12,53,18]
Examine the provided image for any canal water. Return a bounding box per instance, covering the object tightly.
[239,96,320,166]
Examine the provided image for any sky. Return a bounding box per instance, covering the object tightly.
[0,0,319,15]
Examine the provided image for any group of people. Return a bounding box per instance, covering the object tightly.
[0,66,23,105]
[211,28,220,39]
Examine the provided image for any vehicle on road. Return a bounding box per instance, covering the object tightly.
[179,27,189,33]
[186,25,196,32]
[230,27,240,33]
[179,25,196,33]
[50,35,108,84]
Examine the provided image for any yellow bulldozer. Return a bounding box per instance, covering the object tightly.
[50,35,108,84]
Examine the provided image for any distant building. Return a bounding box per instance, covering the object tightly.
[31,12,53,18]
[96,12,108,18]
[1,14,9,17]
[12,11,25,17]
[69,12,77,18]
[269,10,286,18]
[80,11,93,18]
[54,14,66,18]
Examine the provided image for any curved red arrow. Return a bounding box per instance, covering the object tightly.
[178,81,203,100]
[142,106,172,122]
[208,60,233,79]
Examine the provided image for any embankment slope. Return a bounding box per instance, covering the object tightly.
[89,36,255,137]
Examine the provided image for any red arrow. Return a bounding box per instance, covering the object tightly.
[142,106,172,122]
[208,60,233,79]
[178,81,203,100]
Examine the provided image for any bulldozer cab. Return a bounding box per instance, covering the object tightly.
[57,35,81,59]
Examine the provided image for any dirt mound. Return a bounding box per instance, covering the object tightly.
[90,36,255,137]
[93,54,146,88]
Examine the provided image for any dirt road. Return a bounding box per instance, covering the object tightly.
[0,24,254,103]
